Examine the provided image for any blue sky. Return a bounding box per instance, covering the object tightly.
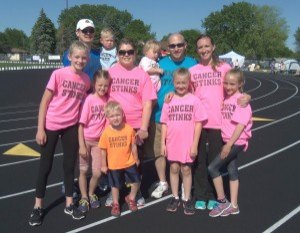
[0,0,299,51]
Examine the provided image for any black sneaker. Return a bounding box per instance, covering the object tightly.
[64,204,85,220]
[183,199,195,215]
[166,197,180,212]
[28,207,43,226]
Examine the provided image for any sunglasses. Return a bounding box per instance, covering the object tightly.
[168,43,185,49]
[118,49,135,56]
[81,28,95,34]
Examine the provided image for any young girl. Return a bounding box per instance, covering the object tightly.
[160,68,207,215]
[77,70,110,213]
[139,39,164,92]
[28,41,91,226]
[208,69,252,217]
[99,101,140,217]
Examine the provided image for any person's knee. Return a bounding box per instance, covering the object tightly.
[92,170,101,179]
[207,164,218,179]
[181,166,191,176]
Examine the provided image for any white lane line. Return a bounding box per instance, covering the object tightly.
[245,77,262,93]
[65,140,300,233]
[262,205,300,233]
[251,79,279,101]
[0,109,37,116]
[0,126,37,134]
[0,139,35,148]
[0,116,37,123]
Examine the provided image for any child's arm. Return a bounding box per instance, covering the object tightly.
[78,124,88,158]
[160,123,167,157]
[100,149,108,174]
[36,89,53,145]
[136,100,152,140]
[221,124,245,159]
[132,143,140,167]
[190,122,202,159]
[147,67,164,76]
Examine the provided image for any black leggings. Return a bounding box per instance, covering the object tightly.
[35,124,79,198]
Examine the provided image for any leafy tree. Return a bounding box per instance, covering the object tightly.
[180,29,202,59]
[30,9,56,55]
[4,28,29,50]
[202,2,289,59]
[294,27,300,53]
[56,4,134,54]
[0,32,10,53]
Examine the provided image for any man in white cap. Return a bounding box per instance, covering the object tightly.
[62,19,101,80]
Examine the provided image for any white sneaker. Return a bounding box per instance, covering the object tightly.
[151,182,168,199]
[105,192,113,207]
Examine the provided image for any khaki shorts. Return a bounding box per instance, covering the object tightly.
[143,121,162,158]
[79,140,101,172]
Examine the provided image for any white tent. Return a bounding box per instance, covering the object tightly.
[219,50,245,68]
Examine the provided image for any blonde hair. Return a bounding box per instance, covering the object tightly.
[69,40,89,55]
[104,101,123,117]
[173,67,191,81]
[100,28,115,39]
[143,39,161,55]
[226,68,245,92]
[92,70,111,92]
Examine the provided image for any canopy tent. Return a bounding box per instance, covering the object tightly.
[219,50,245,68]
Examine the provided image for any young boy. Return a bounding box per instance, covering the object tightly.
[99,28,117,70]
[99,101,140,217]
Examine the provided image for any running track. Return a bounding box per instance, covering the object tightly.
[0,70,299,233]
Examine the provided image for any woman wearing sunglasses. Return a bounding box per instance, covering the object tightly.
[106,38,157,208]
[62,19,101,81]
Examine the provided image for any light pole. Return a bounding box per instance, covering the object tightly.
[66,0,68,10]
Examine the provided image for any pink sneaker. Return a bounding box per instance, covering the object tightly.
[125,195,138,212]
[221,204,240,216]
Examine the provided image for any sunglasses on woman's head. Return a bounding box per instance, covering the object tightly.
[118,49,135,56]
[81,28,95,34]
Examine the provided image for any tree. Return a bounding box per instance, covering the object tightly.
[180,29,202,59]
[30,9,56,56]
[202,2,289,59]
[294,27,300,53]
[0,32,10,53]
[56,4,133,54]
[4,28,29,50]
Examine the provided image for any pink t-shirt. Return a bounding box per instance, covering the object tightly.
[189,62,231,129]
[139,56,161,92]
[160,93,207,163]
[221,92,252,150]
[45,66,90,130]
[108,63,157,129]
[79,94,108,141]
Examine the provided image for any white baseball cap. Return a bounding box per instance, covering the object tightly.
[76,19,95,30]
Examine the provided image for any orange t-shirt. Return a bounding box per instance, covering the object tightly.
[99,123,136,170]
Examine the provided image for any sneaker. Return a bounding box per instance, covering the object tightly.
[221,204,240,216]
[209,200,230,217]
[183,199,195,215]
[151,182,168,198]
[64,204,85,220]
[28,207,43,226]
[105,192,113,207]
[166,197,180,212]
[78,198,89,213]
[111,203,121,217]
[195,200,206,210]
[136,191,146,207]
[207,200,218,210]
[125,195,138,212]
[89,194,101,209]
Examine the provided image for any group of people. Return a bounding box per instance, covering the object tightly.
[28,18,253,227]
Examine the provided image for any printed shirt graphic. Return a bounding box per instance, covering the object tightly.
[221,92,252,150]
[160,93,207,163]
[108,63,157,129]
[100,47,117,70]
[153,56,197,123]
[45,66,91,130]
[62,48,101,81]
[79,94,108,141]
[189,62,231,129]
[99,124,136,169]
